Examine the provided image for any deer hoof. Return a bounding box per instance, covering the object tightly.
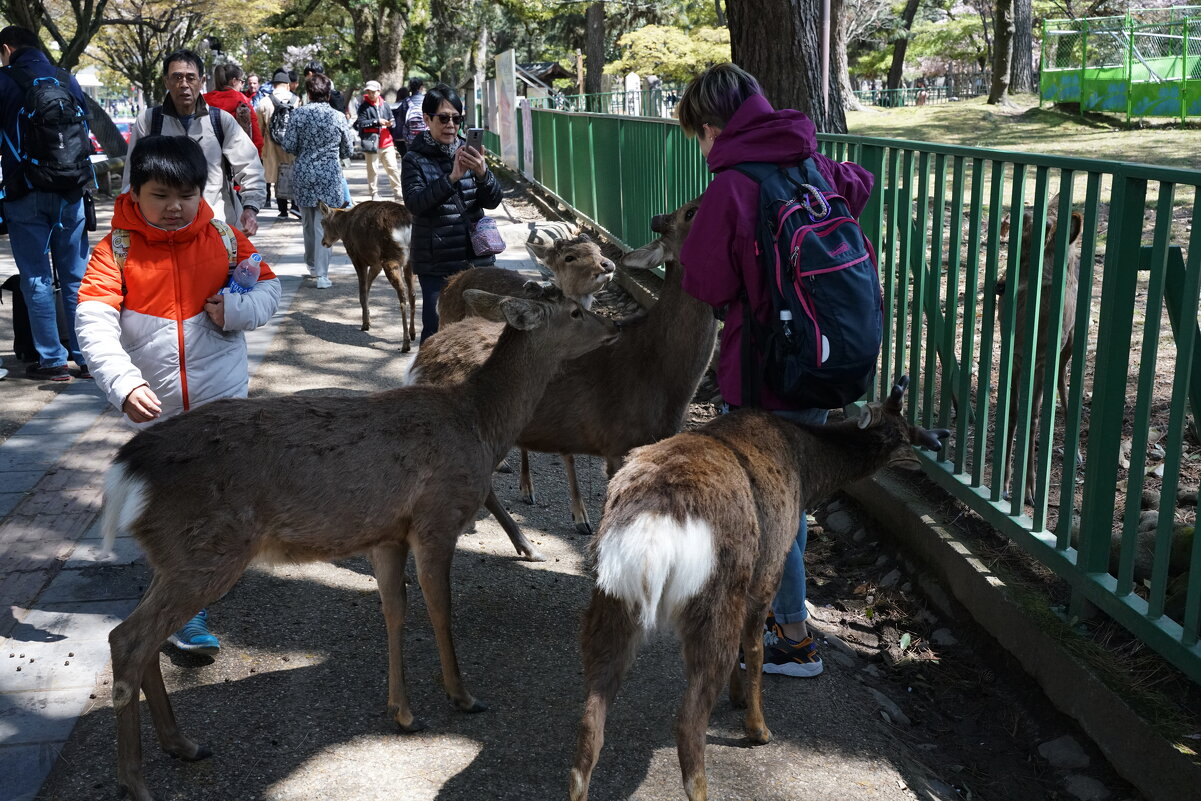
[521,491,537,505]
[400,342,411,353]
[396,716,428,733]
[361,323,371,332]
[496,460,514,474]
[574,520,594,536]
[165,739,211,761]
[522,547,547,562]
[456,697,489,714]
[746,726,772,745]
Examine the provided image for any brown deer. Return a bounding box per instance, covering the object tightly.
[99,284,619,801]
[995,208,1085,504]
[319,200,417,351]
[569,377,948,801]
[437,233,616,323]
[409,197,715,538]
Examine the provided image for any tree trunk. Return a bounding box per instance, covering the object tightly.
[584,2,605,110]
[988,0,1015,105]
[1010,0,1035,93]
[728,0,846,133]
[714,0,726,26]
[832,0,865,112]
[886,0,921,93]
[375,4,409,92]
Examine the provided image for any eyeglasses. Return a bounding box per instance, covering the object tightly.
[432,113,463,125]
[167,72,200,85]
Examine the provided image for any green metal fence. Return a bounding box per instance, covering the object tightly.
[516,107,1201,684]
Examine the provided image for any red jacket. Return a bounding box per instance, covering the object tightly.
[205,88,264,153]
[680,94,875,409]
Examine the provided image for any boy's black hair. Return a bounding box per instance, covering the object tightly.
[128,135,208,192]
[408,77,424,95]
[0,25,41,55]
[422,83,462,116]
[162,49,204,77]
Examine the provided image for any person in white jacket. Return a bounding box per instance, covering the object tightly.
[121,49,266,235]
[77,135,280,655]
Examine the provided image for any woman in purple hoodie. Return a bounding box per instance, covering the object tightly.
[679,64,876,678]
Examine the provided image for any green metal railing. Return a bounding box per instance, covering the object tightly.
[515,107,1201,684]
[853,87,950,107]
[526,89,678,118]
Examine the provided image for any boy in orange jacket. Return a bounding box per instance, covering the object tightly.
[76,135,281,655]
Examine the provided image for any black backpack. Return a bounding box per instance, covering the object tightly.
[736,159,883,410]
[267,95,294,147]
[2,66,94,194]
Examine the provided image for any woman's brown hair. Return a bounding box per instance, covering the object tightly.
[676,63,763,138]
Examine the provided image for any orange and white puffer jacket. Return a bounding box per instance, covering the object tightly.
[76,194,280,426]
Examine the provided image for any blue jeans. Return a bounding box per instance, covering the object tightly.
[417,273,447,342]
[5,191,88,367]
[771,407,830,625]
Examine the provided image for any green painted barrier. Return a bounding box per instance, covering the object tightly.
[517,107,1201,685]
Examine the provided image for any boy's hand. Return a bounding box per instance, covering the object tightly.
[204,293,226,328]
[123,385,162,423]
[239,208,259,236]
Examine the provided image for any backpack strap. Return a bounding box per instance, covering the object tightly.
[150,106,163,136]
[208,106,226,149]
[209,218,238,269]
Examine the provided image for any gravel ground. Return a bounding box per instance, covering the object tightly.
[18,164,1143,801]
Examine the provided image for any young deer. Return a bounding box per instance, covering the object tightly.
[409,197,715,537]
[100,284,619,801]
[995,208,1084,504]
[319,200,417,351]
[569,377,948,801]
[437,233,616,323]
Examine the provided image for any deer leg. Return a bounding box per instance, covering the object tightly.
[371,541,424,732]
[1058,336,1081,468]
[404,258,417,343]
[483,485,545,561]
[569,589,640,801]
[519,448,536,504]
[677,614,741,801]
[562,454,593,535]
[381,259,412,353]
[737,605,772,744]
[110,572,230,801]
[355,261,378,331]
[1023,377,1045,507]
[413,534,486,715]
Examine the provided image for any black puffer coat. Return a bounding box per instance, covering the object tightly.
[401,133,504,277]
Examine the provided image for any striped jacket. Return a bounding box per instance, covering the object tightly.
[76,193,280,426]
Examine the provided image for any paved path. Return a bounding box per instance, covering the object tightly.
[0,163,552,801]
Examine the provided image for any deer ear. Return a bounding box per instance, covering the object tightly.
[497,296,552,330]
[857,405,875,429]
[318,201,331,216]
[622,240,666,271]
[1068,211,1084,244]
[526,239,552,262]
[462,289,506,322]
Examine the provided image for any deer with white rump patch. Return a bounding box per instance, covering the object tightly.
[409,197,715,538]
[569,376,948,801]
[100,284,619,801]
[319,200,416,350]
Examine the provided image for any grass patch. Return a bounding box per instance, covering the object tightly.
[846,95,1201,171]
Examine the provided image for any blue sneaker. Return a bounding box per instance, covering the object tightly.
[168,609,220,656]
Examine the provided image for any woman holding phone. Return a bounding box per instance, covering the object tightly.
[400,83,503,342]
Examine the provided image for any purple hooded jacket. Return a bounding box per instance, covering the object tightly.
[680,94,875,410]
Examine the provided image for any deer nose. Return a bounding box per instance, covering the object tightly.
[600,259,615,274]
[650,214,668,233]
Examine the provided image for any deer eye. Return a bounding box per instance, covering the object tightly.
[685,208,697,220]
[570,308,582,319]
[565,255,575,262]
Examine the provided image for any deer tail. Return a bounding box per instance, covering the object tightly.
[593,512,715,632]
[100,462,149,552]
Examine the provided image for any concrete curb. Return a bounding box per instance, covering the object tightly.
[844,469,1201,801]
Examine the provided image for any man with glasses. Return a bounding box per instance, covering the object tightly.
[121,49,265,235]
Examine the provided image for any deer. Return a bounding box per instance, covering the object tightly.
[408,196,716,539]
[568,377,949,801]
[437,233,616,324]
[995,208,1085,505]
[99,284,620,801]
[319,200,417,351]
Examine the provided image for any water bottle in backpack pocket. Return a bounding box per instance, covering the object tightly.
[736,159,883,409]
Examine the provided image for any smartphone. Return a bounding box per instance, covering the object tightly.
[465,127,485,154]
